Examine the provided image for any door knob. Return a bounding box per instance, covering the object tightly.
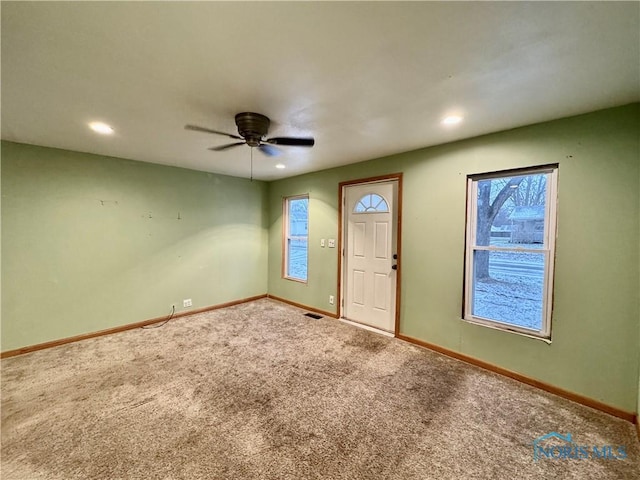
[391,265,398,270]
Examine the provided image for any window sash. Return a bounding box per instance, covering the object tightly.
[283,195,309,282]
[463,167,558,340]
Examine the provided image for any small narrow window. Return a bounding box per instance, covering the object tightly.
[353,193,389,213]
[463,165,558,340]
[283,195,309,282]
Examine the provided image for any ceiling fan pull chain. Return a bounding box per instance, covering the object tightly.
[250,146,253,182]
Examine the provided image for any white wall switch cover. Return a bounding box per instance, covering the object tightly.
[320,239,326,247]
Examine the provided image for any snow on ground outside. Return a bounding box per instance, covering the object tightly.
[473,242,545,331]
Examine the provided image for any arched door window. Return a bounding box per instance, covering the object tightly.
[353,193,389,213]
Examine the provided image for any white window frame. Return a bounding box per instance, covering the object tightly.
[283,194,309,283]
[463,165,558,341]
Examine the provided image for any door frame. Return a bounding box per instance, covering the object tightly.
[337,173,403,336]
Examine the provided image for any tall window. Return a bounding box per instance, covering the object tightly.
[284,195,309,282]
[464,165,558,339]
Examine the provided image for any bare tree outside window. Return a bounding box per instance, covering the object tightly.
[464,167,557,339]
[475,174,547,278]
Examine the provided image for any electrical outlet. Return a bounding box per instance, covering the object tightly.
[328,239,336,248]
[329,295,334,305]
[183,298,192,308]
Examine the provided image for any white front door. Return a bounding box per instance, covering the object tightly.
[342,180,398,332]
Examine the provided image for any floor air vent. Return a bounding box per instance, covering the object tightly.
[304,313,323,319]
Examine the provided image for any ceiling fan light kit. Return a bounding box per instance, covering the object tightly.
[185,112,314,158]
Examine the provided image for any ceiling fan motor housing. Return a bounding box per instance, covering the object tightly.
[235,112,270,147]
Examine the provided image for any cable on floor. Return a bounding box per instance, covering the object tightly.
[141,305,175,329]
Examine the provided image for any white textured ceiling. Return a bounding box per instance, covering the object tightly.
[2,2,639,181]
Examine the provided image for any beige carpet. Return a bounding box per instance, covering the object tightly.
[2,299,638,479]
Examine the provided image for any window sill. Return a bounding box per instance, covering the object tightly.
[283,276,308,285]
[462,316,552,344]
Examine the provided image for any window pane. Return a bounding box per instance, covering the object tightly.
[354,193,389,213]
[286,197,308,281]
[472,250,545,330]
[287,237,308,280]
[288,198,308,236]
[475,174,547,247]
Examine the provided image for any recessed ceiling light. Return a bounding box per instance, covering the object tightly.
[89,122,114,134]
[275,164,286,169]
[442,115,463,126]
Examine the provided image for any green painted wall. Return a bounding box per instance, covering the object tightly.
[268,104,640,412]
[1,142,268,351]
[2,105,638,413]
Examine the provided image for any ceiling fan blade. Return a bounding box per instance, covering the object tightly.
[185,124,243,140]
[266,137,315,147]
[208,142,246,151]
[258,144,281,157]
